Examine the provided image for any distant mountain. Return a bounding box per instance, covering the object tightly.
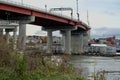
[91,27,120,39]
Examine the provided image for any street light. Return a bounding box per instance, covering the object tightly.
[21,0,23,5]
[76,0,78,14]
[76,0,79,21]
[45,4,47,11]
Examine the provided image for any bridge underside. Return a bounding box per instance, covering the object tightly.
[0,10,84,29]
[0,2,90,54]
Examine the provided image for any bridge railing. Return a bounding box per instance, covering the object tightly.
[0,20,19,25]
[0,0,78,22]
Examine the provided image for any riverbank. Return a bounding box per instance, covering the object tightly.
[0,51,85,80]
[0,41,85,80]
[1,41,120,80]
[81,52,120,57]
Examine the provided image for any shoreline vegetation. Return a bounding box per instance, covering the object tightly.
[0,40,106,80]
[0,40,85,80]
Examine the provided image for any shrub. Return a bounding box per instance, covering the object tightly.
[0,40,85,80]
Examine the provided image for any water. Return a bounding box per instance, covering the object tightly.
[70,56,120,80]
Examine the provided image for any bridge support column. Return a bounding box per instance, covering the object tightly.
[0,29,3,39]
[60,27,77,54]
[43,26,76,55]
[61,33,65,53]
[5,29,10,44]
[46,30,53,54]
[61,30,72,54]
[71,31,89,54]
[64,30,71,54]
[18,16,35,51]
[13,27,17,50]
[19,23,26,50]
[79,33,84,53]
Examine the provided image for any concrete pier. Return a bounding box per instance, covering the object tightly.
[79,33,84,53]
[61,30,71,54]
[43,26,76,54]
[71,31,89,54]
[65,30,71,54]
[0,20,18,49]
[5,29,10,44]
[0,29,3,38]
[19,23,26,50]
[18,16,35,50]
[83,31,89,52]
[46,30,53,54]
[13,26,17,49]
[71,33,84,54]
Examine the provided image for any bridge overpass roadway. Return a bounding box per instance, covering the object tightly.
[0,0,90,54]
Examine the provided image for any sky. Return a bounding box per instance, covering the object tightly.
[10,0,120,38]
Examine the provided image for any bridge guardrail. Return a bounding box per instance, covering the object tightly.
[0,20,19,25]
[0,0,79,22]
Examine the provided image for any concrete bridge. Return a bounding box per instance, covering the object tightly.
[0,0,90,54]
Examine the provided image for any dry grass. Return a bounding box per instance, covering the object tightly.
[0,39,85,80]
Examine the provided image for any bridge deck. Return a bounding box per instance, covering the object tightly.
[0,0,90,30]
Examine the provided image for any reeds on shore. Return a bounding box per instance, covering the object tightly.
[0,39,85,80]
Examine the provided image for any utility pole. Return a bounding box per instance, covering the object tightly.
[21,0,23,5]
[87,10,90,25]
[76,0,79,21]
[76,0,78,14]
[87,10,91,40]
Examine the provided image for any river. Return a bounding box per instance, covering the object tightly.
[70,55,120,80]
